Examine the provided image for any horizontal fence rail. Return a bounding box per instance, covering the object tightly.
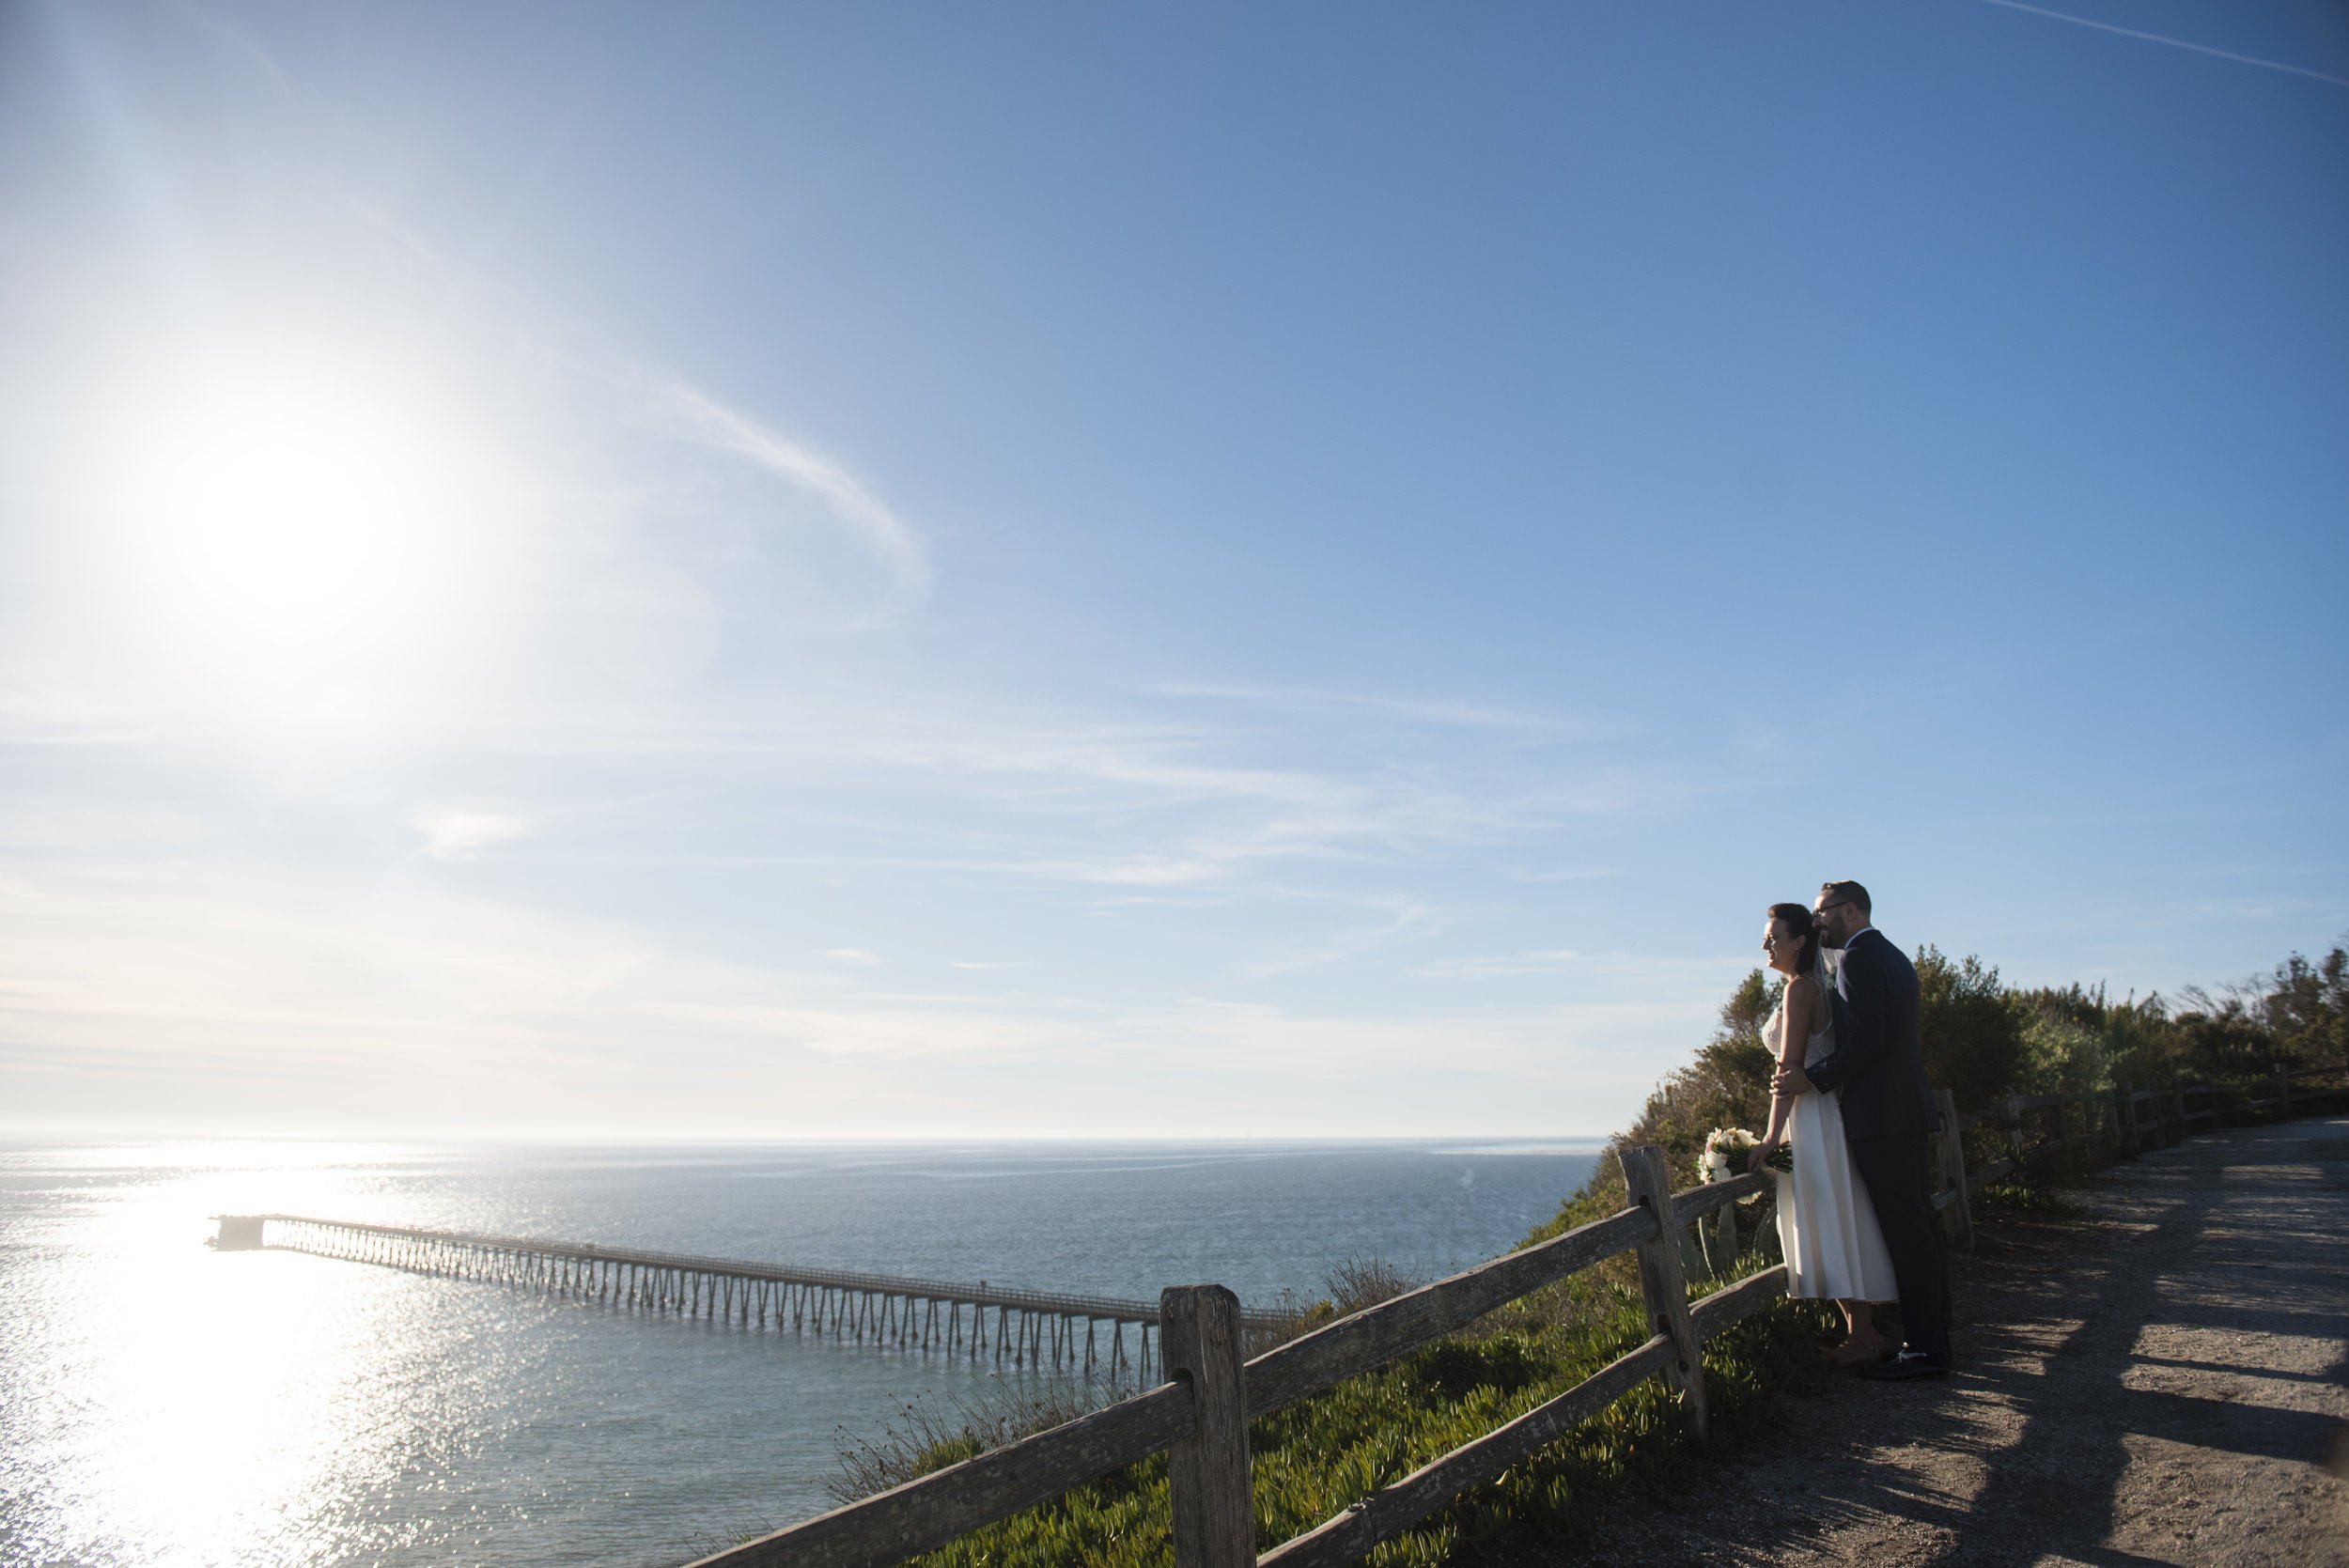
[740,1382,1200,1568]
[681,1058,2348,1568]
[211,1214,1289,1377]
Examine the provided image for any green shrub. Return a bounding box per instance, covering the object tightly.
[1917,946,2025,1110]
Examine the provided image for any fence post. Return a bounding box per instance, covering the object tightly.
[2275,1065,2293,1119]
[1935,1089,1974,1252]
[1619,1145,1709,1444]
[1161,1284,1253,1568]
[2120,1081,2139,1156]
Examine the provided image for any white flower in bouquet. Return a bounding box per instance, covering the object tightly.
[1699,1126,1759,1185]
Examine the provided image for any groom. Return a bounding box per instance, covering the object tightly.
[1773,880,1952,1379]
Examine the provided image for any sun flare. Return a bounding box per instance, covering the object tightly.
[84,332,528,729]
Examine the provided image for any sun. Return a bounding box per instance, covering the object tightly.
[86,328,526,730]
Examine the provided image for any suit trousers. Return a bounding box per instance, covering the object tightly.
[1846,1129,1952,1359]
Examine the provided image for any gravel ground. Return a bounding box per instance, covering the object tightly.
[1548,1114,2349,1567]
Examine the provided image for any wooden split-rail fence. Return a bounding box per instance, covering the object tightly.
[680,1060,2347,1568]
[208,1215,1283,1378]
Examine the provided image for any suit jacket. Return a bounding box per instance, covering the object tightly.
[1804,929,1937,1140]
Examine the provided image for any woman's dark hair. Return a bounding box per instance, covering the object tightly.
[1767,902,1821,976]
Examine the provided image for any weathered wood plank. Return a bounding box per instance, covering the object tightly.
[1699,1200,1737,1281]
[1164,1286,1253,1568]
[1243,1204,1655,1418]
[1620,1146,1707,1443]
[1965,1155,2018,1192]
[1254,1335,1676,1567]
[1935,1088,1974,1250]
[1671,1170,1771,1227]
[1686,1264,1787,1342]
[680,1380,1194,1568]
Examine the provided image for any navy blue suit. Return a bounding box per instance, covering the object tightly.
[1802,929,1951,1361]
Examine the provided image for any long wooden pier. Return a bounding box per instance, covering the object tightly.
[210,1214,1284,1377]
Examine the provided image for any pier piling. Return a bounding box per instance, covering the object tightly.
[208,1214,1264,1379]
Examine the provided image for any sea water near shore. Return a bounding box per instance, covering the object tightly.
[0,1139,1600,1568]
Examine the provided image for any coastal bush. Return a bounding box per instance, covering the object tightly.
[2018,1008,2111,1098]
[1325,1255,1420,1317]
[2263,947,2349,1064]
[2012,983,2178,1094]
[1916,946,2026,1110]
[828,1382,1110,1505]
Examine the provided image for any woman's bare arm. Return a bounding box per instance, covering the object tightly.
[1753,977,1817,1163]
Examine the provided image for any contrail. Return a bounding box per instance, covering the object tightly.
[1976,0,2349,88]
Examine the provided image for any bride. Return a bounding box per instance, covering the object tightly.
[1750,901,1899,1363]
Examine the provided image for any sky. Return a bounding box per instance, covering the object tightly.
[1,0,2343,1140]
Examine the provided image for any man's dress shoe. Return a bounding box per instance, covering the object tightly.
[1856,1348,1950,1380]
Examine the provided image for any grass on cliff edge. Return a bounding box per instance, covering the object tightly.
[835,1231,1836,1567]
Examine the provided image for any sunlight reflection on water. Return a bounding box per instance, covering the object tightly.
[6,1147,498,1565]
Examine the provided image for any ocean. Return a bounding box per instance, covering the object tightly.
[0,1139,1601,1568]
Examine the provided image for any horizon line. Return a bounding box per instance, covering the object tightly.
[0,1126,1619,1147]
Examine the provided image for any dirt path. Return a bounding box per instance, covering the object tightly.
[1563,1115,2349,1566]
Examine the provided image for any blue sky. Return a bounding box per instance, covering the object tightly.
[2,0,2343,1138]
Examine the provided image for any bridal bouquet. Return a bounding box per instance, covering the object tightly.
[1700,1126,1790,1188]
[1699,1126,1757,1184]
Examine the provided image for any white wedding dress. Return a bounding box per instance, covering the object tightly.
[1771,971,1899,1302]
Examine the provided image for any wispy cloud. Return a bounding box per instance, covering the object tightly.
[165,2,296,96]
[1412,948,1586,980]
[0,862,1716,1135]
[1157,682,1584,733]
[412,807,529,863]
[390,686,1703,908]
[1410,949,1757,985]
[1976,0,2349,89]
[823,947,881,966]
[623,373,930,613]
[1239,893,1446,979]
